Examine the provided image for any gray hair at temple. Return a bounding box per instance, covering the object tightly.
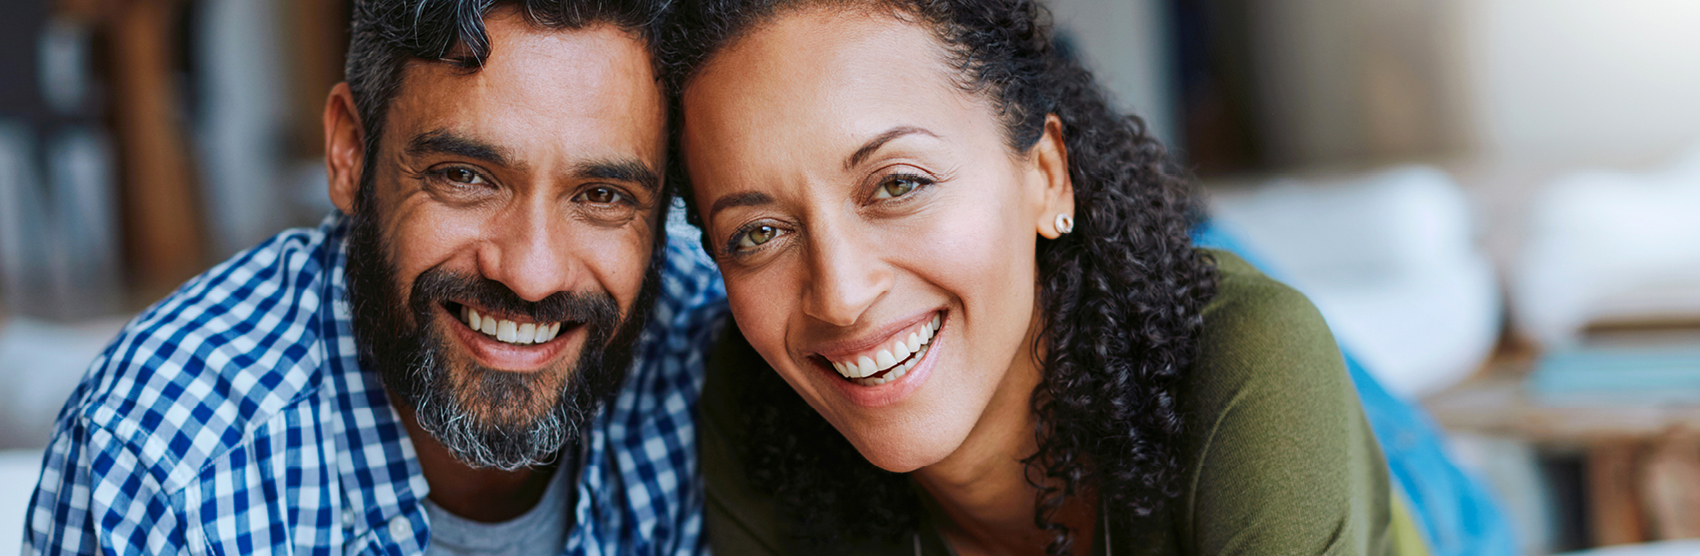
[342,0,671,205]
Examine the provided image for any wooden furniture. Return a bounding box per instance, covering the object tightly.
[1425,350,1700,547]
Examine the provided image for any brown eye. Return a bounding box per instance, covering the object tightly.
[444,167,485,185]
[581,186,622,204]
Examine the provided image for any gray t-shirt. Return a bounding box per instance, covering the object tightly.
[422,457,578,556]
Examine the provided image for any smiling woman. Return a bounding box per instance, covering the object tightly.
[663,0,1432,554]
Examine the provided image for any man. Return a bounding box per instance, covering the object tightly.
[26,0,725,554]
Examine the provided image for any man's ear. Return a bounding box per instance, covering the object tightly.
[324,82,366,215]
[1030,115,1075,239]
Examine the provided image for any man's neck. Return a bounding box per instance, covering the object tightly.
[392,398,567,523]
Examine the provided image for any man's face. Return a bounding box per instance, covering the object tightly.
[338,13,667,469]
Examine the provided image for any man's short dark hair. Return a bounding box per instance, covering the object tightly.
[344,0,668,205]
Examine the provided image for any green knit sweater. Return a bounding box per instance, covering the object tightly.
[697,250,1429,556]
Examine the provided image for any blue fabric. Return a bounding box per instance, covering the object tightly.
[1193,221,1517,556]
[26,213,728,556]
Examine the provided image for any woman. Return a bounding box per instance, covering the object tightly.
[663,0,1428,554]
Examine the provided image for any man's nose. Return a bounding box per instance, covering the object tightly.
[801,222,892,328]
[478,201,576,302]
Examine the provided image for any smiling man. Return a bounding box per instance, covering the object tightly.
[25,1,724,554]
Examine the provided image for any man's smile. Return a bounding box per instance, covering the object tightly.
[441,301,589,372]
[454,302,569,345]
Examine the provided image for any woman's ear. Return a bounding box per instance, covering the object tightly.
[1031,115,1075,239]
[324,82,367,216]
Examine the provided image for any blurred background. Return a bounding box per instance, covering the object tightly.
[2,0,1700,553]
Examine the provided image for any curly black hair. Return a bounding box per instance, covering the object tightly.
[661,0,1219,553]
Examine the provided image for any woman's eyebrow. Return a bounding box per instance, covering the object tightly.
[845,126,938,170]
[708,191,774,221]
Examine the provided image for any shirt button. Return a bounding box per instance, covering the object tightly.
[388,516,411,538]
[341,508,355,528]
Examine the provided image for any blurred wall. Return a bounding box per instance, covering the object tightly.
[1461,0,1700,164]
[1049,0,1176,145]
[1244,0,1700,170]
[1248,0,1470,169]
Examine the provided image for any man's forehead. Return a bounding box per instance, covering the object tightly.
[384,15,666,165]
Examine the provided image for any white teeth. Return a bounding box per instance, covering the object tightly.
[462,307,562,346]
[874,349,896,370]
[856,356,876,379]
[535,322,559,344]
[850,343,926,387]
[828,313,943,382]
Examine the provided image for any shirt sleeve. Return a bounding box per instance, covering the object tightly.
[27,416,193,556]
[1179,258,1396,556]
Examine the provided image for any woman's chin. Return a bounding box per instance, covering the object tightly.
[844,430,965,473]
[858,450,939,474]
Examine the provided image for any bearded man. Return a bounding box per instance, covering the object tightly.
[25,1,724,554]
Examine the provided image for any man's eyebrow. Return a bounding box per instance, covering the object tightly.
[845,126,938,170]
[575,158,661,193]
[707,191,773,221]
[405,129,509,167]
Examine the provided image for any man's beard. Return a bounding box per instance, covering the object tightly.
[343,204,660,471]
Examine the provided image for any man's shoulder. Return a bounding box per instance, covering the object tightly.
[60,220,348,483]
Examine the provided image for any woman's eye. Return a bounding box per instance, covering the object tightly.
[580,186,623,204]
[736,224,780,249]
[874,176,924,200]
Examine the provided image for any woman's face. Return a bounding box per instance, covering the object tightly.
[682,9,1073,472]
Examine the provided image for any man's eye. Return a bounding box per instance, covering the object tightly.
[580,186,624,204]
[736,224,780,249]
[444,167,484,185]
[874,176,926,200]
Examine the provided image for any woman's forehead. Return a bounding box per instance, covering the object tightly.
[680,10,984,166]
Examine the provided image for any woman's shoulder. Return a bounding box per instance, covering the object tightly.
[1199,249,1335,348]
[1182,248,1358,437]
[1166,249,1397,556]
[1190,249,1348,394]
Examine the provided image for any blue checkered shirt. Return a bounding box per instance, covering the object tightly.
[25,213,727,555]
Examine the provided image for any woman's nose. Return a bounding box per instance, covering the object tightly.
[800,223,893,327]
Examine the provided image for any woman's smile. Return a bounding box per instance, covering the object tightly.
[802,310,949,409]
[817,311,938,385]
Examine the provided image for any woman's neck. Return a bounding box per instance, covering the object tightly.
[910,321,1096,556]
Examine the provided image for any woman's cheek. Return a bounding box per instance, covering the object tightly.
[726,267,804,377]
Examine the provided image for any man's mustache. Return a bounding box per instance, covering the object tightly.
[410,268,620,328]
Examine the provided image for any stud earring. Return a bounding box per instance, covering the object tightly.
[1054,213,1074,234]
